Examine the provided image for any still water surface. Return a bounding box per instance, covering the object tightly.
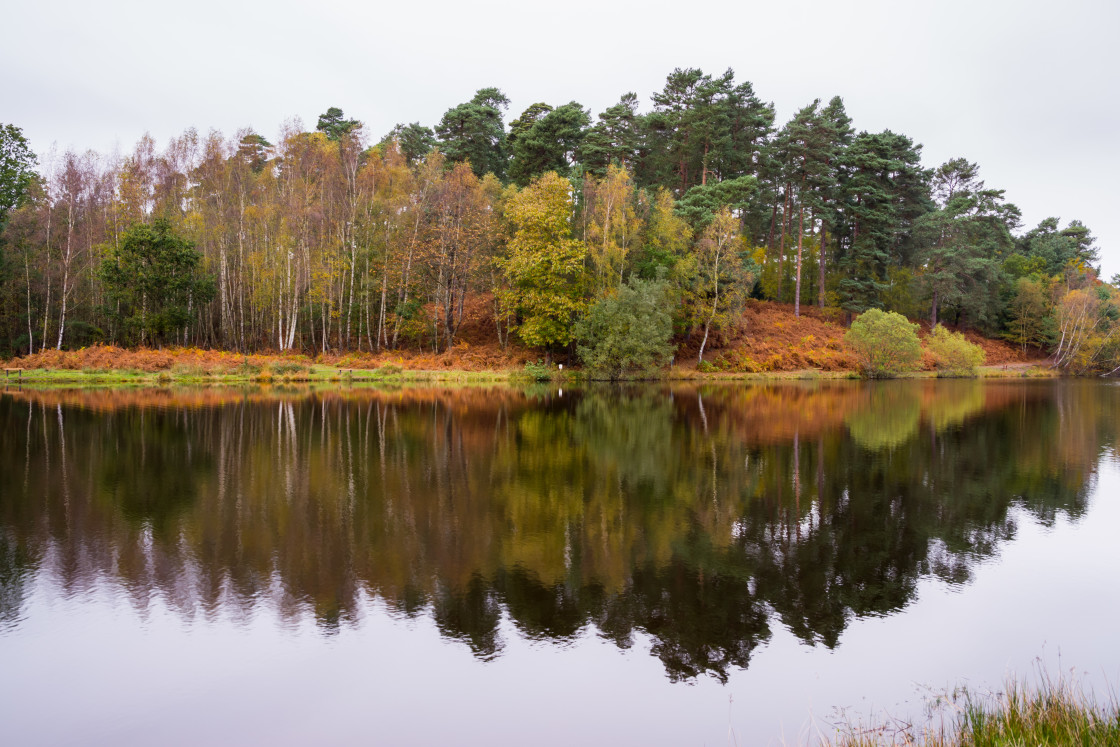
[1,381,1118,745]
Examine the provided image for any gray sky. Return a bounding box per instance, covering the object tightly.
[4,0,1118,275]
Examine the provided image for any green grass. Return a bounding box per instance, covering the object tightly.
[3,364,514,387]
[832,669,1120,746]
[3,361,1053,388]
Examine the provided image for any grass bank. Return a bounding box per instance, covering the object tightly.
[2,363,511,387]
[2,358,1056,388]
[830,669,1119,746]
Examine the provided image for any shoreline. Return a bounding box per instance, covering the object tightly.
[1,363,1059,388]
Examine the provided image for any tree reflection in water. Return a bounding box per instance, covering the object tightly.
[0,381,1112,682]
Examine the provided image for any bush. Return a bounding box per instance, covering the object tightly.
[270,361,310,376]
[574,276,675,380]
[373,364,403,377]
[521,360,553,381]
[927,325,985,377]
[845,309,922,378]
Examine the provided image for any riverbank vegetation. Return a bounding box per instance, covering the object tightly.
[0,302,1047,384]
[1,69,1115,375]
[832,669,1120,746]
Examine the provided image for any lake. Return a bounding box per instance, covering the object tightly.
[1,380,1118,745]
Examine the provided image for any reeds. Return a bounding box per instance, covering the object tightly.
[832,667,1120,746]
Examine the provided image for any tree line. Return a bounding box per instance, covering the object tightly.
[0,68,1115,372]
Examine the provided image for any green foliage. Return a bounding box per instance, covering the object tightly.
[436,87,510,179]
[269,361,310,376]
[838,131,932,312]
[508,102,590,186]
[100,219,216,346]
[675,175,757,230]
[684,208,755,364]
[641,68,775,194]
[914,160,1017,332]
[235,132,271,172]
[315,107,361,141]
[1010,216,1099,278]
[927,325,985,377]
[578,93,643,176]
[838,234,889,313]
[1004,277,1050,351]
[881,265,922,319]
[634,188,693,280]
[373,364,402,377]
[696,359,717,373]
[2,71,1102,360]
[1003,251,1047,280]
[381,122,436,165]
[844,309,922,378]
[0,123,37,229]
[575,275,675,380]
[844,386,921,450]
[521,359,553,381]
[500,172,589,350]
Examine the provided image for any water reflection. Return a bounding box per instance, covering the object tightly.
[0,381,1113,682]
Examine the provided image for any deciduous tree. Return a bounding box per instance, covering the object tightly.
[0,124,37,228]
[845,309,922,378]
[688,207,753,364]
[575,274,674,380]
[500,172,589,351]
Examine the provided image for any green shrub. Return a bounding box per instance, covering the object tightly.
[574,276,675,380]
[696,360,717,374]
[927,325,985,377]
[522,360,553,381]
[170,363,210,378]
[844,309,922,378]
[270,362,310,376]
[373,364,403,377]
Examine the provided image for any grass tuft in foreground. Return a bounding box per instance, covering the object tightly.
[832,668,1120,746]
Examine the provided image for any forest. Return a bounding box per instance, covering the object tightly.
[0,68,1115,373]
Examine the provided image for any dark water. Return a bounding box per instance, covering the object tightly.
[1,381,1118,745]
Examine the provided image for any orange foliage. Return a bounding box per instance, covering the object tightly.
[676,300,859,372]
[5,345,308,373]
[674,301,1043,373]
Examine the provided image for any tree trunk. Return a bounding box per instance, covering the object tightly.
[778,185,790,301]
[795,194,804,318]
[24,256,34,355]
[345,233,356,348]
[698,318,711,365]
[818,223,827,309]
[698,263,721,365]
[766,201,778,249]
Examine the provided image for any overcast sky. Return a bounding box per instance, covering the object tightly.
[4,0,1118,275]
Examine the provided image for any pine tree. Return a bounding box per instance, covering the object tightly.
[508,102,589,186]
[436,88,510,180]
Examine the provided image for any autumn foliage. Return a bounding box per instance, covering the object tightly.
[3,293,1039,376]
